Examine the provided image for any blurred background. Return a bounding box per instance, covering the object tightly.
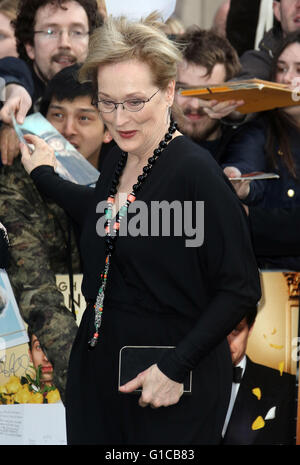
[175,0,226,30]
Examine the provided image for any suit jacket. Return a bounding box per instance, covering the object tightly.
[223,357,297,445]
[249,206,300,257]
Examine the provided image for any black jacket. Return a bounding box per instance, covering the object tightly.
[223,357,296,445]
[0,56,34,96]
[238,27,283,81]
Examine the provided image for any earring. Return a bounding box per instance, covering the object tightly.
[166,106,171,124]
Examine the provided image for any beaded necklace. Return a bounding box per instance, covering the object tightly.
[88,120,178,348]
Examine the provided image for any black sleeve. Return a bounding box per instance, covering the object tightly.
[249,206,300,256]
[30,165,95,227]
[158,156,261,382]
[238,48,273,81]
[0,57,34,97]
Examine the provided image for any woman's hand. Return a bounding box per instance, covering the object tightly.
[20,134,57,174]
[223,166,251,200]
[119,364,184,408]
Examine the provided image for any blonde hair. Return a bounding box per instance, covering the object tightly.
[163,16,185,35]
[0,0,19,20]
[79,12,182,91]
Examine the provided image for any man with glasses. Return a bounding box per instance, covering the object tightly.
[0,0,102,165]
[15,0,102,103]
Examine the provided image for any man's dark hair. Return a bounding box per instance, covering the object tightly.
[40,63,94,115]
[27,325,34,349]
[176,26,241,81]
[14,0,103,62]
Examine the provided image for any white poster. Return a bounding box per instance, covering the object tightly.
[0,270,28,350]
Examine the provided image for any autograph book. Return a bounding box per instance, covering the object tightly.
[178,79,300,114]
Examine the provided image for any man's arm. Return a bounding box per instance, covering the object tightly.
[0,58,34,165]
[0,57,34,98]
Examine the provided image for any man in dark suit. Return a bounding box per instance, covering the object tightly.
[222,309,297,445]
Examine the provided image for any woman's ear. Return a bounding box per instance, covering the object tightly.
[166,79,176,107]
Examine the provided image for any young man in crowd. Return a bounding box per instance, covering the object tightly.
[39,65,112,170]
[172,27,242,162]
[0,0,102,164]
[0,67,109,402]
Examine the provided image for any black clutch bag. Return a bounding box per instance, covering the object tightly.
[118,345,192,393]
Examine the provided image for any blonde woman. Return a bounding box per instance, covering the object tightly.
[20,14,260,445]
[0,0,18,58]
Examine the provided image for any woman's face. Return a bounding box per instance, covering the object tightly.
[96,59,175,157]
[276,42,300,119]
[0,12,18,59]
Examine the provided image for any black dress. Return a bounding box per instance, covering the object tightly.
[31,135,261,445]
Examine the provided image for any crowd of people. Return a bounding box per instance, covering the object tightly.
[0,0,299,446]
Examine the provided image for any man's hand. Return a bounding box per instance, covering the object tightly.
[198,98,245,120]
[223,166,251,200]
[0,83,32,125]
[119,364,184,408]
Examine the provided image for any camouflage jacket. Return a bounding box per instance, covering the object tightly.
[0,157,81,402]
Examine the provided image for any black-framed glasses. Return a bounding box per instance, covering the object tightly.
[92,89,160,113]
[34,28,90,41]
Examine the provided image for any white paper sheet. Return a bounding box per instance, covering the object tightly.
[106,0,176,22]
[0,403,67,445]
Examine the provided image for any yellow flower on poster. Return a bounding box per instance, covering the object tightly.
[0,366,61,405]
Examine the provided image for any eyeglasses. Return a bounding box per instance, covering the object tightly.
[92,89,160,113]
[34,28,90,41]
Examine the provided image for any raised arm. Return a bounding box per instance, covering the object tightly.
[20,134,95,227]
